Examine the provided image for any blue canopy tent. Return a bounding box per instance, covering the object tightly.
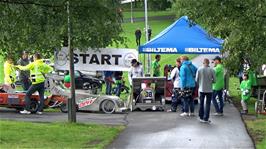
[139,16,224,54]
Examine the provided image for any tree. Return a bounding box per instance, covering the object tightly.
[173,0,266,73]
[0,0,124,59]
[149,0,172,11]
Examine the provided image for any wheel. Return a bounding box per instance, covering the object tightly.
[60,103,68,113]
[29,100,39,113]
[101,99,116,114]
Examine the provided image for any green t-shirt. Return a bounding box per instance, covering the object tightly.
[152,60,160,77]
[213,64,224,90]
[240,80,252,101]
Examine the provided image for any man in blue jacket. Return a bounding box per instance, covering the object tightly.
[179,56,197,117]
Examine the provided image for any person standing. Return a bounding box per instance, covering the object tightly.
[17,53,53,114]
[104,71,114,95]
[114,71,123,97]
[135,28,142,46]
[4,57,16,88]
[128,59,144,86]
[240,73,251,114]
[196,59,216,123]
[212,56,225,116]
[152,54,161,77]
[148,27,152,41]
[17,51,31,91]
[179,56,197,116]
[168,58,182,112]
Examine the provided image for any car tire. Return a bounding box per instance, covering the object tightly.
[29,100,39,113]
[60,103,68,113]
[101,99,116,114]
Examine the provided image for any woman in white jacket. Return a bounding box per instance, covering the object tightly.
[128,59,144,86]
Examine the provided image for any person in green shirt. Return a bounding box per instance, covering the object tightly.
[240,73,251,114]
[212,56,225,116]
[152,54,161,77]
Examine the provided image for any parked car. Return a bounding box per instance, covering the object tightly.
[74,71,104,91]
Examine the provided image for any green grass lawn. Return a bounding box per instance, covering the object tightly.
[0,120,124,149]
[123,10,174,19]
[229,77,266,149]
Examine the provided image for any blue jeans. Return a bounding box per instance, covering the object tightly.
[25,82,45,112]
[115,83,122,97]
[21,78,31,91]
[199,92,212,121]
[212,90,224,113]
[171,88,182,112]
[105,81,112,95]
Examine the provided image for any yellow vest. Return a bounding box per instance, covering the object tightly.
[4,61,16,84]
[17,59,53,84]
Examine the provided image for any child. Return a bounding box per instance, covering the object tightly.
[240,73,252,114]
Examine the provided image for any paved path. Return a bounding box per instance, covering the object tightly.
[108,104,254,149]
[108,54,254,149]
[0,108,127,125]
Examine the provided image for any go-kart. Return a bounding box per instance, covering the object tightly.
[128,77,166,111]
[0,84,65,113]
[46,74,126,114]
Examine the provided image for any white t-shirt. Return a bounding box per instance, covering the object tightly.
[128,65,144,85]
[170,67,180,88]
[262,64,266,76]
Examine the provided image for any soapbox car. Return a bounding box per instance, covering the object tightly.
[46,74,126,114]
[128,77,166,111]
[0,85,65,113]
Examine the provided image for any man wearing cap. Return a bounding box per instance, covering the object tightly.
[212,56,225,116]
[17,51,31,90]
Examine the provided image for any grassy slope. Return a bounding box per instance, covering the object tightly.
[0,55,3,83]
[229,77,266,149]
[123,10,174,18]
[0,120,124,149]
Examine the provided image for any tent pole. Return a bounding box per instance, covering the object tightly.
[144,0,150,74]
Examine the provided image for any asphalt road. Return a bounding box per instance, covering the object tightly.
[0,108,128,125]
[108,104,254,149]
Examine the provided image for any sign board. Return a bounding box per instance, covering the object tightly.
[54,47,138,71]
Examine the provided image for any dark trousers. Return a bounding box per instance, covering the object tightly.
[199,92,212,121]
[183,96,194,113]
[182,88,195,113]
[171,88,182,112]
[115,83,122,97]
[21,78,31,91]
[136,38,140,46]
[212,90,224,113]
[105,81,112,95]
[25,82,45,112]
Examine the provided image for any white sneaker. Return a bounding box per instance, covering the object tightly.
[36,111,43,115]
[189,113,195,116]
[214,113,223,116]
[20,110,31,114]
[180,112,188,117]
[199,118,205,123]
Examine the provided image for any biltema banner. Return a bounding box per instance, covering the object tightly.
[54,47,138,71]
